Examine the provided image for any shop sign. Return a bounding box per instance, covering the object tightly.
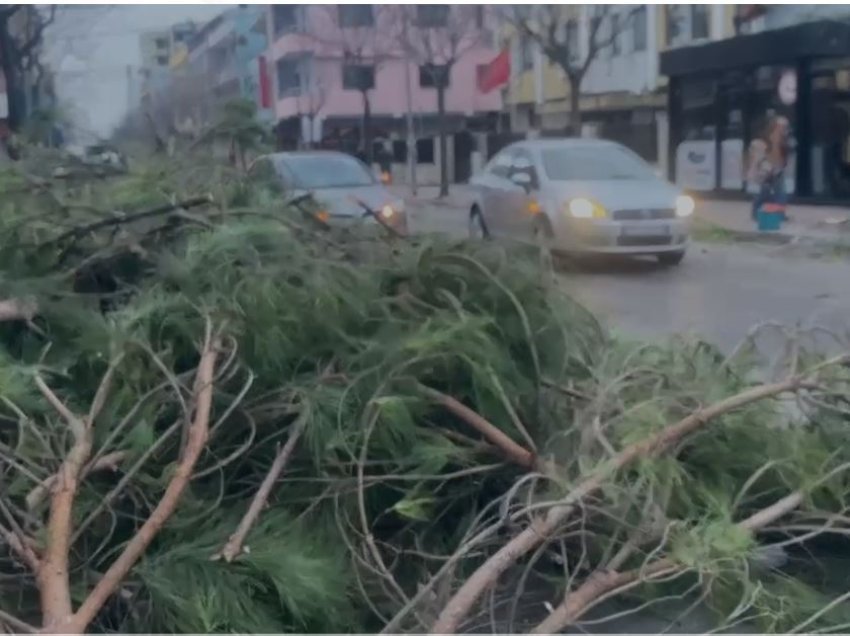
[675,140,716,191]
[778,69,797,105]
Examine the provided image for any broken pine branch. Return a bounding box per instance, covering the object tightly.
[429,357,848,634]
[63,323,221,633]
[532,490,806,633]
[215,407,308,562]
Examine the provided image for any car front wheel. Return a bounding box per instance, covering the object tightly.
[657,250,685,266]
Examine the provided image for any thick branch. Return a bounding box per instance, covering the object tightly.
[50,195,214,245]
[64,329,220,633]
[430,367,835,634]
[419,385,535,469]
[18,5,56,62]
[36,381,92,629]
[215,409,307,562]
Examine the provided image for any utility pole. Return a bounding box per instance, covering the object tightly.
[402,10,417,195]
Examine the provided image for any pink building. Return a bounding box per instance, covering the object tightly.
[265,4,504,184]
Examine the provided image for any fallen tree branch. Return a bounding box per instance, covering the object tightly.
[0,607,36,634]
[64,326,220,633]
[430,363,841,634]
[34,369,98,630]
[531,490,805,634]
[419,385,535,470]
[0,496,40,570]
[25,451,127,512]
[214,408,308,562]
[49,195,214,245]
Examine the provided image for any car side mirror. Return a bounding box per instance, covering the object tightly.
[510,171,532,192]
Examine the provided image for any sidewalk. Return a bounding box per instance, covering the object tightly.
[696,199,850,244]
[391,184,850,245]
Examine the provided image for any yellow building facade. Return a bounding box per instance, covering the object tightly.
[502,5,738,167]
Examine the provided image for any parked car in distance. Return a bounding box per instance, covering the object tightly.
[249,151,407,235]
[468,138,694,265]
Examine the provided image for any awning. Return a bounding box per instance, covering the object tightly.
[661,20,850,77]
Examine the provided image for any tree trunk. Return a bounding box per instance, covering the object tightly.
[568,74,582,137]
[361,90,372,166]
[437,84,448,197]
[0,16,25,133]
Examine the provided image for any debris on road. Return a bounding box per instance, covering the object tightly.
[1,150,850,633]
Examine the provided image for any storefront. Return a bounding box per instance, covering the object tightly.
[661,20,850,202]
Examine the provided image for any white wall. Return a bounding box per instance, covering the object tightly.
[580,6,656,97]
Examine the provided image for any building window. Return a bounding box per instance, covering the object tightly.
[273,5,301,35]
[392,139,407,163]
[691,5,709,40]
[611,13,621,56]
[277,55,309,97]
[632,6,647,51]
[156,55,168,66]
[519,34,534,72]
[416,5,449,28]
[419,64,449,88]
[342,64,375,91]
[154,36,168,50]
[665,6,683,45]
[338,5,374,28]
[417,138,435,163]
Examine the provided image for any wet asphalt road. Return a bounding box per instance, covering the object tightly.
[408,201,850,352]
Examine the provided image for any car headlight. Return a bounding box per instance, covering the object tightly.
[567,197,606,219]
[380,200,405,219]
[675,195,695,217]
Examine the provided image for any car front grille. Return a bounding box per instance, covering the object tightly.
[612,208,675,221]
[617,235,673,247]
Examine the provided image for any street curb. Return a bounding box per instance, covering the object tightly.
[717,229,794,245]
[699,226,850,253]
[692,217,850,249]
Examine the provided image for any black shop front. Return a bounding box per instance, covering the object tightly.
[661,20,850,203]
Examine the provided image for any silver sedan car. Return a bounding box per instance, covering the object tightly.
[250,151,408,234]
[468,138,694,265]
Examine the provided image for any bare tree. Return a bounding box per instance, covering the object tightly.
[503,5,638,135]
[395,5,487,197]
[0,5,56,132]
[295,64,328,149]
[309,5,395,162]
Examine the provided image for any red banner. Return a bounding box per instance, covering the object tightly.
[477,48,510,94]
[258,55,272,108]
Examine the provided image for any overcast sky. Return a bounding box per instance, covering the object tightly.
[44,4,228,141]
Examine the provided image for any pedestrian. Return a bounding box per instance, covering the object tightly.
[765,115,791,220]
[747,115,790,223]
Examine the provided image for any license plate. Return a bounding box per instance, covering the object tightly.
[621,224,670,237]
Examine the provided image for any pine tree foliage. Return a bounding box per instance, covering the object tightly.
[0,149,848,633]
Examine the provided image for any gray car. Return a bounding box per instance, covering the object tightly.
[468,138,694,265]
[250,151,408,235]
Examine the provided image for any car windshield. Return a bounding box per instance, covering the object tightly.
[281,155,375,189]
[541,146,656,181]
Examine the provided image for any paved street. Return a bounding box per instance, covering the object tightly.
[407,199,850,352]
